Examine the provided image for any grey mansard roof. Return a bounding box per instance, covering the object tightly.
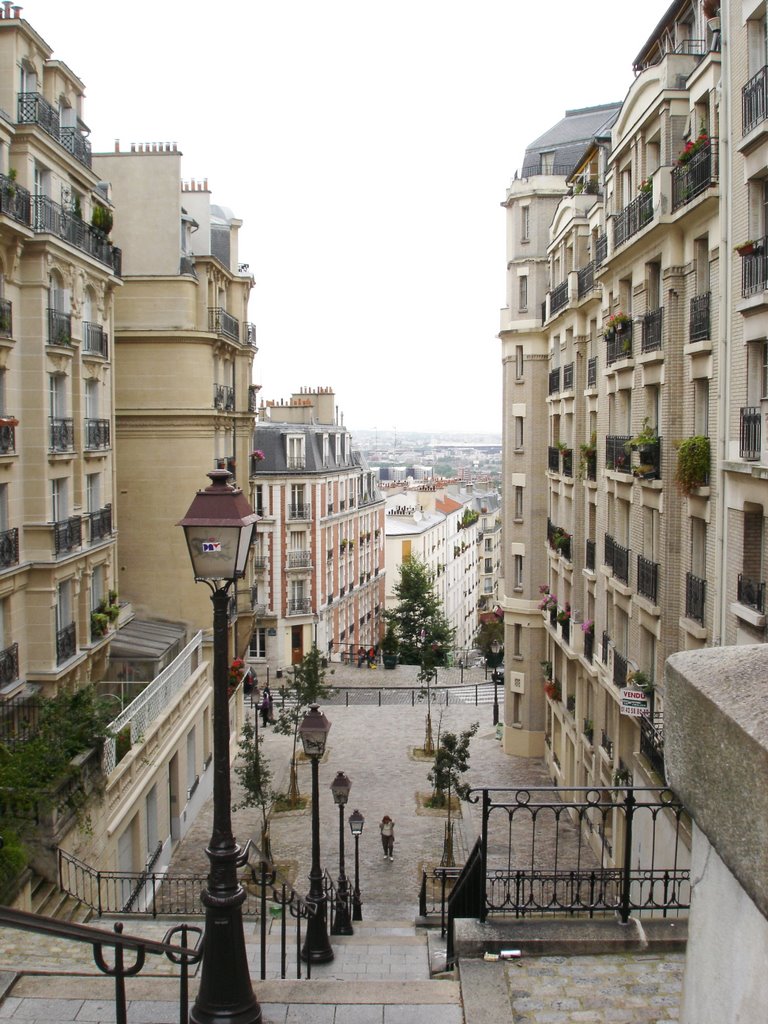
[521,103,621,177]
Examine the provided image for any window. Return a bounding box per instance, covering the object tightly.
[762,343,768,400]
[56,578,72,632]
[51,478,67,521]
[691,518,707,578]
[0,482,7,531]
[514,486,524,521]
[254,484,265,517]
[49,374,67,419]
[85,379,98,420]
[186,728,197,794]
[512,623,522,657]
[287,435,305,469]
[322,434,329,465]
[521,205,530,241]
[514,416,524,450]
[742,507,763,583]
[693,380,709,436]
[515,345,524,379]
[484,558,493,573]
[249,627,266,659]
[518,275,528,312]
[91,564,104,611]
[146,785,158,856]
[514,554,523,589]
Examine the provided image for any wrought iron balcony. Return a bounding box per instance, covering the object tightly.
[547,446,560,472]
[252,555,267,572]
[287,503,310,520]
[0,420,16,455]
[48,308,72,346]
[287,597,312,615]
[550,280,568,316]
[740,237,768,296]
[605,323,633,365]
[585,538,595,572]
[600,730,614,759]
[641,307,663,353]
[737,573,765,613]
[583,630,594,663]
[595,233,607,265]
[82,321,107,357]
[612,541,630,585]
[548,367,561,395]
[56,621,76,664]
[17,91,59,139]
[601,631,610,665]
[562,362,574,391]
[606,435,631,473]
[287,456,306,470]
[640,713,665,781]
[637,555,659,603]
[613,649,628,688]
[0,527,19,568]
[743,65,768,135]
[0,173,31,225]
[0,641,18,687]
[614,191,653,247]
[213,383,235,411]
[243,322,257,346]
[577,260,594,298]
[89,505,112,543]
[59,126,92,168]
[208,306,240,342]
[0,298,11,338]
[740,406,761,460]
[84,418,110,450]
[561,449,573,477]
[685,571,706,624]
[287,550,311,569]
[53,515,82,553]
[689,292,710,343]
[50,417,74,452]
[671,138,718,210]
[34,196,121,275]
[586,356,597,388]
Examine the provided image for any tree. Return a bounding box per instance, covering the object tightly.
[386,556,455,666]
[427,721,479,866]
[272,645,331,807]
[233,716,274,869]
[474,620,504,664]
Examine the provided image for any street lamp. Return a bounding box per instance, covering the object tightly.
[312,611,319,648]
[420,628,435,755]
[348,808,364,921]
[299,703,334,963]
[330,771,353,935]
[178,469,261,1024]
[491,639,502,726]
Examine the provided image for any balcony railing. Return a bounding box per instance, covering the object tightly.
[641,307,663,353]
[548,367,561,395]
[612,541,630,585]
[583,630,594,663]
[0,526,19,568]
[737,573,765,613]
[577,261,594,298]
[614,191,653,247]
[34,197,121,274]
[287,550,311,568]
[287,598,312,616]
[637,555,659,603]
[82,321,108,357]
[59,126,93,169]
[613,649,628,688]
[562,362,574,391]
[671,138,718,210]
[0,641,19,688]
[606,435,631,473]
[605,324,633,365]
[604,534,615,571]
[587,355,597,388]
[547,446,560,472]
[89,505,112,544]
[743,65,768,135]
[17,92,93,170]
[595,233,607,265]
[585,538,595,572]
[740,238,768,296]
[287,456,306,470]
[601,631,610,665]
[0,173,31,225]
[208,307,240,342]
[50,417,74,452]
[0,298,12,338]
[600,730,614,759]
[550,280,568,316]
[53,515,82,553]
[689,292,710,343]
[562,449,573,477]
[640,713,665,781]
[213,384,235,411]
[0,421,16,454]
[56,621,76,664]
[685,571,706,624]
[243,322,257,346]
[287,503,310,520]
[84,418,110,450]
[48,308,72,346]
[740,406,761,460]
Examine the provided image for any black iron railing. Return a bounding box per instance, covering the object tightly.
[740,406,761,460]
[208,306,240,341]
[248,384,260,412]
[0,642,19,690]
[600,730,613,758]
[604,534,615,571]
[17,91,59,139]
[685,571,706,624]
[0,173,31,225]
[548,367,561,395]
[287,503,310,519]
[0,526,19,567]
[83,321,108,357]
[59,126,93,168]
[54,515,82,553]
[641,307,663,353]
[84,418,110,449]
[548,446,560,472]
[640,714,665,781]
[34,197,121,274]
[612,542,630,585]
[577,261,594,298]
[585,538,595,572]
[637,555,659,603]
[689,292,710,342]
[550,281,568,315]
[614,191,653,247]
[0,297,12,338]
[671,138,718,210]
[613,649,628,688]
[587,355,597,387]
[595,233,608,265]
[583,630,594,663]
[562,449,573,477]
[89,505,113,543]
[0,422,16,454]
[213,383,235,411]
[737,573,765,613]
[741,237,768,296]
[601,632,610,665]
[606,435,631,473]
[56,621,76,664]
[287,550,312,568]
[48,307,72,346]
[743,65,768,135]
[50,417,74,452]
[287,598,312,615]
[563,362,574,391]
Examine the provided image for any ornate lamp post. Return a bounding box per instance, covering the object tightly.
[330,771,353,935]
[178,469,261,1024]
[420,628,435,755]
[491,639,502,726]
[299,703,334,963]
[348,808,364,921]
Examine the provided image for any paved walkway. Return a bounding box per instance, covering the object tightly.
[0,664,686,1022]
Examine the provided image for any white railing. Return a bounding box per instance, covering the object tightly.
[102,631,203,774]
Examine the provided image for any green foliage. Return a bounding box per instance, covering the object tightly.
[473,620,503,663]
[272,646,331,804]
[0,829,27,896]
[674,435,710,496]
[427,722,479,820]
[91,204,114,236]
[381,620,400,656]
[385,556,455,666]
[233,717,273,833]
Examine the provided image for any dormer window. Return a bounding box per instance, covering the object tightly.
[287,434,305,470]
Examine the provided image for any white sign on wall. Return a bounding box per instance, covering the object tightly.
[620,687,649,717]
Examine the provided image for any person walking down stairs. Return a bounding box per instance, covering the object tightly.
[380,815,395,861]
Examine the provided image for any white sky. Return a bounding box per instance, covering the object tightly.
[24,0,673,433]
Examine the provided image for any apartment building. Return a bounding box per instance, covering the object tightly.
[0,9,122,703]
[498,1,734,790]
[250,388,385,672]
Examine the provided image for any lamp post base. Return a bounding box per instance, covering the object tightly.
[301,897,335,963]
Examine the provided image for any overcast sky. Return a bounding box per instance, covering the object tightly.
[25,0,673,434]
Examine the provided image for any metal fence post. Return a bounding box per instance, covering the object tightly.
[619,788,636,923]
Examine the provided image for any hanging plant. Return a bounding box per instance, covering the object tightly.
[674,435,710,495]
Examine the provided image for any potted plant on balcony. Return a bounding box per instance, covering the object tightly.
[703,0,720,28]
[675,435,710,495]
[676,127,709,166]
[3,168,16,200]
[544,679,561,701]
[626,418,659,478]
[578,433,597,480]
[627,669,653,693]
[735,240,760,257]
[638,177,653,195]
[583,718,594,743]
[91,203,114,239]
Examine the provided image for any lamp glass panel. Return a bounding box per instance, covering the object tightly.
[183,524,242,579]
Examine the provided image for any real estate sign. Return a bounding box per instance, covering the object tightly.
[620,687,649,717]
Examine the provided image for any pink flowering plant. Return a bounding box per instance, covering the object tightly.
[251,449,265,461]
[581,619,594,635]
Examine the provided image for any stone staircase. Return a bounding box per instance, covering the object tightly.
[29,873,91,924]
